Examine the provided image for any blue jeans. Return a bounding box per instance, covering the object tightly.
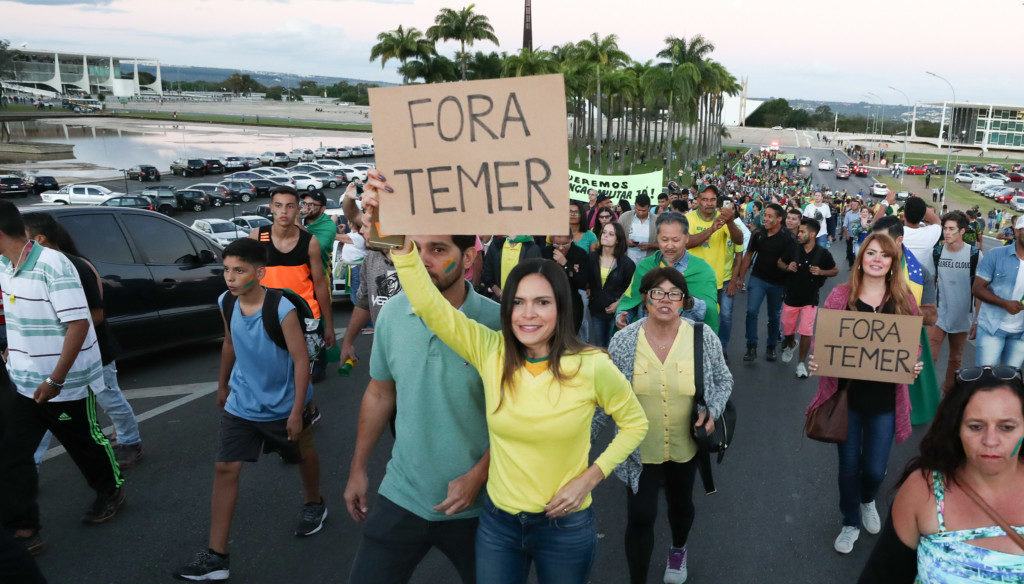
[837,409,895,527]
[34,362,140,464]
[348,263,361,306]
[718,284,734,350]
[974,327,1024,366]
[745,275,784,348]
[476,494,597,584]
[589,316,615,349]
[816,234,829,248]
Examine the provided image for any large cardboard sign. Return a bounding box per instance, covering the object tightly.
[568,170,664,205]
[369,74,569,235]
[812,308,922,384]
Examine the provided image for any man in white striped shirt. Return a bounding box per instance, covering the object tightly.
[0,201,124,555]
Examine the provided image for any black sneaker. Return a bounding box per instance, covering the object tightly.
[15,531,45,555]
[82,487,126,524]
[114,442,142,469]
[294,498,327,536]
[743,346,757,362]
[766,346,777,362]
[173,550,230,581]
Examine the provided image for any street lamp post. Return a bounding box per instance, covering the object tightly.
[889,86,911,166]
[926,71,955,201]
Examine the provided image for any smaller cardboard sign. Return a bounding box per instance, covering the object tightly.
[812,308,922,384]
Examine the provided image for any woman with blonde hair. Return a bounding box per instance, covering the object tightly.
[807,232,925,555]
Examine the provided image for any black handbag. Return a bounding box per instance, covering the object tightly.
[690,322,737,493]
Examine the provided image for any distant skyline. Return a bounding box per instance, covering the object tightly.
[4,0,1021,106]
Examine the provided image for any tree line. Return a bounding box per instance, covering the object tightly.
[747,98,942,138]
[369,4,741,176]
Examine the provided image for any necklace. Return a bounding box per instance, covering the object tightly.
[7,240,31,305]
[643,323,675,351]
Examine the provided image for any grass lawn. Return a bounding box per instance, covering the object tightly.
[569,144,747,177]
[112,110,373,132]
[875,174,1007,216]
[0,104,44,113]
[900,151,1024,169]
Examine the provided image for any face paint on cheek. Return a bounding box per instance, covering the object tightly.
[240,276,258,289]
[1014,437,1023,457]
[442,258,456,274]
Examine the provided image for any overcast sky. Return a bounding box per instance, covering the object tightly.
[4,0,1021,106]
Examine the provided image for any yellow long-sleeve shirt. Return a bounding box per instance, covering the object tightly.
[393,247,649,515]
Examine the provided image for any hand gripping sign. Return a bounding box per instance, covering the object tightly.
[369,74,569,236]
[812,308,923,385]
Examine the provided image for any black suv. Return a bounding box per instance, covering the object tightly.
[0,176,32,198]
[127,165,161,181]
[218,181,256,203]
[140,186,180,214]
[31,176,60,195]
[175,189,210,212]
[24,207,225,357]
[171,159,207,177]
[203,159,225,174]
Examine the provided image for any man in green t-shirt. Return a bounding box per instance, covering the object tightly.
[300,191,338,279]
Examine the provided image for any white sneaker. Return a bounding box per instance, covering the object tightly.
[663,546,687,583]
[860,501,881,534]
[795,362,809,378]
[834,526,860,554]
[781,345,796,363]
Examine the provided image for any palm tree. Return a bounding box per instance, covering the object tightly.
[369,26,435,85]
[427,4,500,81]
[466,51,505,80]
[576,33,627,173]
[501,48,556,77]
[399,53,459,84]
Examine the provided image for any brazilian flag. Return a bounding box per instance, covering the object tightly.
[901,248,940,425]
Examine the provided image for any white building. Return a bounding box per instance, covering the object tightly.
[2,49,162,98]
[911,101,1024,153]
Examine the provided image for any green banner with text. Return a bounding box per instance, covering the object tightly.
[568,169,664,205]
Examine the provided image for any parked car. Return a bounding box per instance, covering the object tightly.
[218,180,257,203]
[187,183,232,207]
[906,165,927,175]
[290,174,323,191]
[336,146,353,158]
[100,195,155,210]
[984,164,1007,173]
[249,178,280,197]
[323,198,344,219]
[1012,196,1024,212]
[0,176,32,197]
[202,159,225,174]
[191,218,246,243]
[140,186,180,214]
[289,148,315,162]
[257,166,290,177]
[835,166,851,179]
[288,164,323,174]
[361,144,374,155]
[251,204,272,219]
[43,184,120,205]
[26,207,225,357]
[314,147,330,159]
[925,165,947,175]
[308,171,341,189]
[242,157,261,168]
[265,176,295,188]
[992,188,1017,204]
[891,163,908,172]
[313,159,345,169]
[988,173,1011,182]
[127,165,161,181]
[797,156,811,167]
[225,171,264,181]
[222,156,248,171]
[869,183,889,197]
[971,178,1004,192]
[230,215,272,232]
[259,151,290,166]
[817,160,834,171]
[980,185,1004,199]
[30,175,60,196]
[854,166,870,177]
[1006,172,1024,183]
[325,147,340,159]
[954,171,982,183]
[895,191,910,200]
[170,159,207,177]
[174,189,210,212]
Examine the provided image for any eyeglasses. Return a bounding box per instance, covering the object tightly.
[568,210,581,216]
[647,289,684,301]
[956,366,1023,383]
[301,202,321,208]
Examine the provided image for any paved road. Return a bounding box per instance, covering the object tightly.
[30,146,967,583]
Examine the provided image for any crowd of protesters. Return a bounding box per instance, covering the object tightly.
[1,143,1021,584]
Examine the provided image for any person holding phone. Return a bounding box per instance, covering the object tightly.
[360,170,648,584]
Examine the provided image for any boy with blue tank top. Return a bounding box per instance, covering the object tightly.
[173,238,324,582]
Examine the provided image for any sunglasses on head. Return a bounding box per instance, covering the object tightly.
[955,366,1024,383]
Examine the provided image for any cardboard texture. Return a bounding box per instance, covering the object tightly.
[369,74,569,235]
[812,308,923,384]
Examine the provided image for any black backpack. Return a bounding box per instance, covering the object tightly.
[220,288,325,372]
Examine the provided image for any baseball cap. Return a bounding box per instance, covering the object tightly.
[302,190,327,206]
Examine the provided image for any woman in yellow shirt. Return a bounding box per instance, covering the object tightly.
[363,172,649,584]
[605,267,733,584]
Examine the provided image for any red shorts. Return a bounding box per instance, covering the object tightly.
[782,304,817,337]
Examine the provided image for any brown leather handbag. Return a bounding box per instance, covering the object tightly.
[805,380,850,443]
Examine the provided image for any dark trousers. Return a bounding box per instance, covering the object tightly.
[348,495,478,584]
[0,528,46,584]
[624,460,698,584]
[0,391,122,532]
[845,236,855,267]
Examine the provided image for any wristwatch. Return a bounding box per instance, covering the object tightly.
[44,377,64,392]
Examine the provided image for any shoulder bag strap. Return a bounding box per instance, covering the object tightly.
[693,322,705,410]
[957,480,1024,552]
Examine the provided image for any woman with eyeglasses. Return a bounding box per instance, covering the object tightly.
[858,365,1024,582]
[603,267,732,584]
[569,200,598,253]
[362,173,649,584]
[807,233,926,555]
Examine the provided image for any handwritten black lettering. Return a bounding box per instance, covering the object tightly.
[457,162,493,214]
[500,92,530,138]
[393,169,423,215]
[407,98,433,149]
[494,161,522,211]
[467,94,499,141]
[437,96,464,142]
[525,158,553,211]
[426,166,458,213]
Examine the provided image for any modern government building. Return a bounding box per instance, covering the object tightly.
[2,48,162,97]
[911,101,1024,153]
